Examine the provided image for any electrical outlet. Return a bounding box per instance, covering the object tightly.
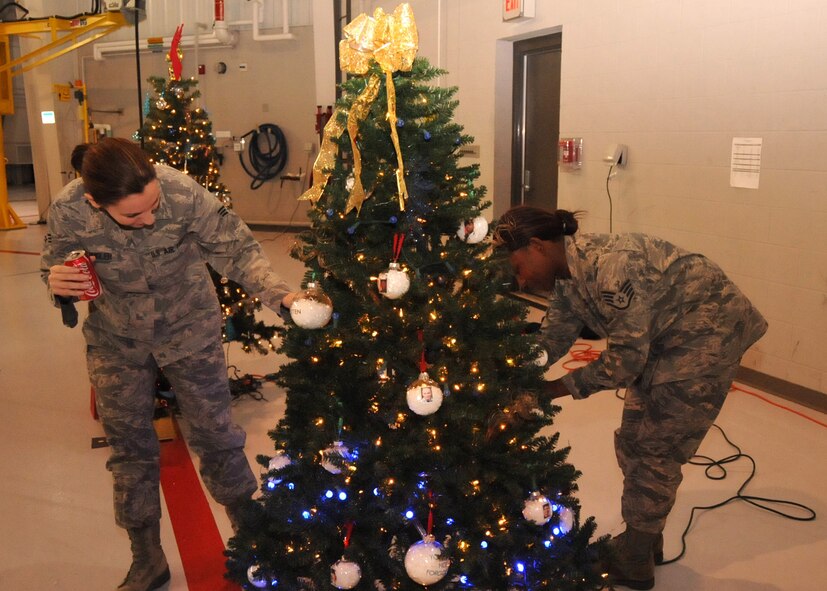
[458,144,480,158]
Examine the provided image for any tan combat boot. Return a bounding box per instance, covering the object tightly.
[117,522,170,591]
[653,532,664,565]
[605,527,658,590]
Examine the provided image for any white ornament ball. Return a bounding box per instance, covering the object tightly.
[457,216,489,244]
[533,347,549,367]
[522,492,553,525]
[557,505,575,534]
[377,262,410,299]
[345,174,355,191]
[406,372,444,416]
[268,450,291,472]
[320,440,351,474]
[290,281,333,329]
[247,564,271,588]
[404,537,450,586]
[331,558,362,589]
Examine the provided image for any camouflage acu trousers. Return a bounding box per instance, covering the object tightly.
[87,339,257,529]
[614,363,739,534]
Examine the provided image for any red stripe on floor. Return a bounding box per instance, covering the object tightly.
[160,417,241,591]
[0,249,40,255]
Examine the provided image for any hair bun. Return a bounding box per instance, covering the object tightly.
[557,210,578,235]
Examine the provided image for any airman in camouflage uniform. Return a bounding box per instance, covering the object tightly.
[495,206,767,590]
[41,138,293,591]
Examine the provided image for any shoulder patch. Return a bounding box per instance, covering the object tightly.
[600,279,635,310]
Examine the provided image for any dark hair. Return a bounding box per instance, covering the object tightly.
[70,143,90,174]
[493,205,580,252]
[81,137,156,206]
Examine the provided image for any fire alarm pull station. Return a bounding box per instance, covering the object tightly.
[558,137,583,171]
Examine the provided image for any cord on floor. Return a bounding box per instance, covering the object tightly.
[661,423,817,564]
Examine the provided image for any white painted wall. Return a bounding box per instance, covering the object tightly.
[366,0,827,396]
[13,1,826,394]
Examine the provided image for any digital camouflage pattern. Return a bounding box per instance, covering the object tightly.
[89,338,256,528]
[41,165,291,365]
[537,233,767,533]
[40,165,287,528]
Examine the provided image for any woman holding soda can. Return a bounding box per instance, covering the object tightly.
[41,137,295,591]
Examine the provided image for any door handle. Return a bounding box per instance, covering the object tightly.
[523,169,531,192]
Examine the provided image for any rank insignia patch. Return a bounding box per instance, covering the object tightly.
[601,279,635,310]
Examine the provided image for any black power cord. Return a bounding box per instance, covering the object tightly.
[605,164,615,233]
[662,423,817,564]
[238,123,288,190]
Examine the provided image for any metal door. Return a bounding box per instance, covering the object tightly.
[511,34,561,208]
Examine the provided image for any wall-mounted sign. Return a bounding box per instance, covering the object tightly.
[41,111,56,124]
[503,0,535,21]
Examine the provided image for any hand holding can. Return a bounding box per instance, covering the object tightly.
[59,250,102,300]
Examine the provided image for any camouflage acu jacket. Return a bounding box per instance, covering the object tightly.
[40,165,291,364]
[539,234,767,398]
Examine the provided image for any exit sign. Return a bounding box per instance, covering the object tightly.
[503,0,535,21]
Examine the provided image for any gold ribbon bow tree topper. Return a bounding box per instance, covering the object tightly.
[299,3,419,214]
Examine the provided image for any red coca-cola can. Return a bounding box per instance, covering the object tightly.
[64,249,102,301]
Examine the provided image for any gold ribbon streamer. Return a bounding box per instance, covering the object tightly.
[346,75,382,214]
[298,110,345,206]
[299,4,418,213]
[384,70,408,210]
[340,3,418,212]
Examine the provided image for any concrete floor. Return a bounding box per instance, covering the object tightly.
[1,197,825,590]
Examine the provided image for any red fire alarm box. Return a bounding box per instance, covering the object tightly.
[558,137,583,171]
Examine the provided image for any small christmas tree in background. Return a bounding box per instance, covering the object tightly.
[138,25,278,365]
[226,5,604,591]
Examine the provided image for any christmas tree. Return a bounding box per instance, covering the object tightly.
[138,25,278,359]
[226,5,604,590]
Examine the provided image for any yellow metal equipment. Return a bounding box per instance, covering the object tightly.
[0,12,128,230]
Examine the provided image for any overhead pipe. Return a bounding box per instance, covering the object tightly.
[212,0,233,44]
[93,0,298,59]
[251,0,295,42]
[93,28,236,60]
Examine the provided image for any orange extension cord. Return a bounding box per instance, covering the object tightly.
[561,342,826,429]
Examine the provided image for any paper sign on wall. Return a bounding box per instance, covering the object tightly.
[730,137,762,189]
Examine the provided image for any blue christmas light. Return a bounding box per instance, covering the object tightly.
[287,482,295,490]
[325,490,334,499]
[373,487,381,497]
[445,518,455,526]
[302,510,312,520]
[515,562,525,573]
[389,215,398,224]
[552,527,561,536]
[338,491,348,501]
[326,208,334,218]
[405,510,415,520]
[423,131,432,141]
[397,118,405,127]
[544,540,552,548]
[480,541,488,549]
